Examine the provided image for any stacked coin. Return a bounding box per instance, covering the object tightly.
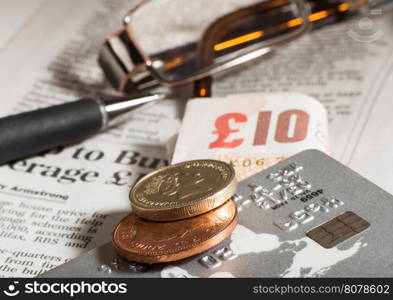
[112,159,238,264]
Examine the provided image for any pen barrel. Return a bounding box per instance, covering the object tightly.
[0,98,104,165]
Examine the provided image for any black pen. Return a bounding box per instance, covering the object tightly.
[0,94,165,166]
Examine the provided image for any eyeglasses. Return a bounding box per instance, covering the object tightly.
[1,0,391,167]
[99,0,392,94]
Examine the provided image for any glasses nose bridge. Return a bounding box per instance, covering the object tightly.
[197,0,300,67]
[194,3,263,98]
[194,0,310,98]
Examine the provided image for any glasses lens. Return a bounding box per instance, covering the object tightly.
[127,0,307,83]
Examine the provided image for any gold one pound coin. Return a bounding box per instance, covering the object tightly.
[130,160,237,221]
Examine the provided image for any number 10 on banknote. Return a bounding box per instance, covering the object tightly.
[172,93,329,180]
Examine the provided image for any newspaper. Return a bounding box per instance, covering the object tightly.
[0,0,45,51]
[1,0,393,277]
[0,0,181,277]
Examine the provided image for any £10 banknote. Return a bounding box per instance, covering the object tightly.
[172,93,329,180]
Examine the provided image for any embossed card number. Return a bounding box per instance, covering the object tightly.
[232,161,347,232]
[274,197,344,231]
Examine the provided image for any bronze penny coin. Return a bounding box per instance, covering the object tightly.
[113,199,238,264]
[130,159,237,221]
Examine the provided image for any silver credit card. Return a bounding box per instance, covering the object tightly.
[43,150,393,277]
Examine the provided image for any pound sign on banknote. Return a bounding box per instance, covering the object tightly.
[209,113,247,149]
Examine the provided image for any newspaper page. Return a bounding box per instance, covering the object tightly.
[0,0,181,277]
[1,0,393,278]
[0,0,45,51]
[212,11,393,193]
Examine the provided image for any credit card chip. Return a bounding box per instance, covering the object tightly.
[306,211,370,248]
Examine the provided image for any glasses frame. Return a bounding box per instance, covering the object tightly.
[100,0,393,93]
[99,0,312,92]
[122,0,312,89]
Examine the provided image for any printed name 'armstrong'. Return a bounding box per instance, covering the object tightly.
[9,186,68,201]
